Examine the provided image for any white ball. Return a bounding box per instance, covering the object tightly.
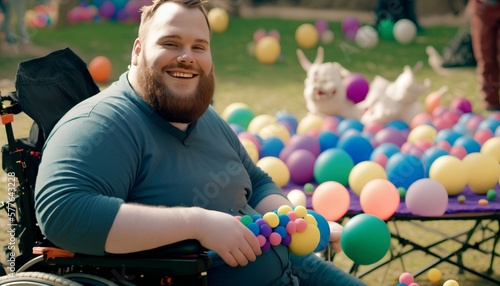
[320,29,335,44]
[287,189,307,207]
[393,19,417,44]
[355,25,378,49]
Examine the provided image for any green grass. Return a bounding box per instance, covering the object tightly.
[0,17,497,286]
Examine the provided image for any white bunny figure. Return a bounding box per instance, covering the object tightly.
[297,46,362,120]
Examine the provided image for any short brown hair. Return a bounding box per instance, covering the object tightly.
[138,0,211,41]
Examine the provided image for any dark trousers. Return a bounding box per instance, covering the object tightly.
[470,0,500,109]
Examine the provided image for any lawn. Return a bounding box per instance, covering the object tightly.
[0,13,498,286]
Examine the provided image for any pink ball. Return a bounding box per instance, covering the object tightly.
[267,29,280,41]
[373,153,388,168]
[286,221,297,234]
[253,28,266,43]
[315,19,329,35]
[449,145,467,159]
[450,97,472,113]
[411,113,433,129]
[295,218,308,232]
[399,272,414,284]
[414,139,434,152]
[435,140,451,152]
[343,73,369,104]
[363,121,385,135]
[321,116,340,132]
[269,232,282,246]
[466,114,485,132]
[286,149,316,184]
[474,128,493,145]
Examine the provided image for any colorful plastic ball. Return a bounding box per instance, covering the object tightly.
[450,97,472,113]
[474,128,493,145]
[341,16,360,41]
[411,113,434,129]
[398,187,406,198]
[263,212,280,228]
[386,153,425,190]
[287,189,307,207]
[360,179,400,220]
[318,131,339,152]
[247,114,276,134]
[295,23,318,49]
[88,55,112,83]
[481,136,500,162]
[240,139,259,163]
[399,272,414,285]
[487,189,496,201]
[286,149,316,185]
[374,127,407,147]
[449,145,467,159]
[307,210,330,252]
[260,136,285,158]
[279,134,321,162]
[393,19,417,44]
[289,224,320,256]
[429,155,467,196]
[253,28,266,43]
[407,124,437,144]
[99,0,116,19]
[297,114,323,135]
[378,19,395,40]
[355,25,379,49]
[421,146,449,177]
[405,179,448,216]
[255,36,281,64]
[457,195,466,203]
[341,213,391,265]
[303,183,315,195]
[207,7,229,33]
[225,107,255,129]
[462,153,499,194]
[314,19,329,35]
[221,102,249,120]
[453,136,481,154]
[256,156,290,187]
[320,29,335,44]
[343,73,369,104]
[258,123,290,143]
[313,148,354,185]
[427,268,442,283]
[479,198,489,206]
[337,134,373,164]
[267,29,280,41]
[443,279,459,286]
[348,161,387,196]
[312,181,350,221]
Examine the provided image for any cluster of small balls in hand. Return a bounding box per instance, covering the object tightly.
[236,205,321,256]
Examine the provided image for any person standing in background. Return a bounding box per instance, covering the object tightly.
[469,0,500,111]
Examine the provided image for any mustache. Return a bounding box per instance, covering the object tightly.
[161,62,200,73]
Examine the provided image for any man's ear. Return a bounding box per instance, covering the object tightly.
[131,38,142,66]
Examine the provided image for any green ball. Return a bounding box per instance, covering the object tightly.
[378,19,395,40]
[240,215,253,226]
[303,183,315,195]
[341,213,391,265]
[397,187,406,198]
[313,148,354,186]
[225,108,255,130]
[487,189,496,201]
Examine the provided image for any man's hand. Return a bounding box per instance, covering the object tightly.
[328,221,343,253]
[196,210,262,267]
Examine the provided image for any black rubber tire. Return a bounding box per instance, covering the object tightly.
[0,271,84,286]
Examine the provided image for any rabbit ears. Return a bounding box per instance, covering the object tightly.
[296,46,324,72]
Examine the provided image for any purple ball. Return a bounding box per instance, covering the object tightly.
[99,0,116,19]
[343,73,369,104]
[279,134,321,162]
[450,97,472,114]
[286,149,316,185]
[341,16,360,41]
[374,127,407,147]
[315,19,329,35]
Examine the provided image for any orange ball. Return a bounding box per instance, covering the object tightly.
[88,56,112,83]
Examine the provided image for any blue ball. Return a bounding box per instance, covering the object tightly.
[421,146,449,177]
[435,128,461,145]
[453,136,481,154]
[260,136,285,158]
[385,119,409,131]
[370,142,400,160]
[318,131,339,152]
[386,153,425,189]
[337,134,373,164]
[337,118,364,135]
[308,210,330,252]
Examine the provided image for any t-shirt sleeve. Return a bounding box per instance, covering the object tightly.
[35,112,137,256]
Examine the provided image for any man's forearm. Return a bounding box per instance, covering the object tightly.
[104,204,202,253]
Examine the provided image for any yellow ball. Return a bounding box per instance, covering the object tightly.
[462,153,500,194]
[443,280,459,286]
[263,212,280,228]
[255,36,281,64]
[289,224,320,256]
[247,114,276,134]
[295,23,319,49]
[348,161,387,196]
[207,7,229,33]
[221,102,250,120]
[481,136,500,162]
[258,123,291,143]
[293,205,308,218]
[296,114,323,135]
[429,155,467,196]
[277,205,293,214]
[240,138,259,163]
[287,189,306,207]
[304,214,317,226]
[407,124,437,144]
[256,156,290,187]
[427,268,442,283]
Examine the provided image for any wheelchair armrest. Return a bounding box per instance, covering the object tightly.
[106,239,207,258]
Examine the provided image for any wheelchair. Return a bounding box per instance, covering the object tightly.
[0,48,211,285]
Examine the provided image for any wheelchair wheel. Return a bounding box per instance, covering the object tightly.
[63,273,120,286]
[0,271,83,285]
